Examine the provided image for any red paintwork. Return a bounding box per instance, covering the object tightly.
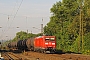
[34,36,56,49]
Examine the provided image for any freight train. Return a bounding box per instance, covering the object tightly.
[7,36,56,53]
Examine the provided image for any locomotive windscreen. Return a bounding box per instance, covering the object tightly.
[45,38,55,41]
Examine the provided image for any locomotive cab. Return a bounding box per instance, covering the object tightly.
[44,36,56,53]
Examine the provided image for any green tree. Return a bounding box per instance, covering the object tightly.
[44,0,90,54]
[12,31,36,41]
[44,0,79,51]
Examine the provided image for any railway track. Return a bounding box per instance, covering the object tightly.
[25,51,90,60]
[1,51,90,60]
[2,52,22,60]
[48,53,90,60]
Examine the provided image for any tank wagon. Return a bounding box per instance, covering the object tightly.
[26,38,34,51]
[17,40,27,50]
[7,41,17,50]
[7,36,56,53]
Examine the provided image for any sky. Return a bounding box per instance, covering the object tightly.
[0,0,61,40]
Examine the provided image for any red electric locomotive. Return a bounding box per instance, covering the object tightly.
[34,36,56,53]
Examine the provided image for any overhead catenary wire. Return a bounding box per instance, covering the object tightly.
[8,0,24,40]
[0,0,18,40]
[9,0,24,28]
[0,0,24,40]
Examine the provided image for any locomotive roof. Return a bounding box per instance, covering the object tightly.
[35,36,55,39]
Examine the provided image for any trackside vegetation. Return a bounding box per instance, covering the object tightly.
[44,0,90,55]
